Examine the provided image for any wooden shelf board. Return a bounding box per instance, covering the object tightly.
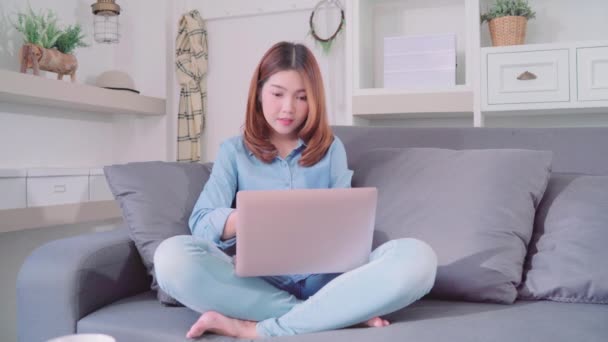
[0,69,166,116]
[353,86,474,118]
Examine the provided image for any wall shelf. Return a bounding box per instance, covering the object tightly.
[345,0,481,125]
[0,69,166,116]
[353,86,474,118]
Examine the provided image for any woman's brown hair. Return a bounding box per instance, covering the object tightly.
[243,41,333,167]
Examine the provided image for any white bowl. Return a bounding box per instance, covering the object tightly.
[47,334,116,342]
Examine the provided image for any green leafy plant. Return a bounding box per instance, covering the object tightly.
[12,6,62,49]
[11,5,88,54]
[54,24,88,54]
[481,0,536,23]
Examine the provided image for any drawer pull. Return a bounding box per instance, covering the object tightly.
[517,71,537,81]
[53,185,67,193]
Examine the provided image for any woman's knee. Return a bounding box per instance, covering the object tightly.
[382,238,438,294]
[154,235,216,290]
[154,235,190,285]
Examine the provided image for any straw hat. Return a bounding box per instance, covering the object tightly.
[95,70,140,94]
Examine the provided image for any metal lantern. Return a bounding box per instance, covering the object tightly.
[91,0,121,44]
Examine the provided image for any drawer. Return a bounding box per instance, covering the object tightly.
[89,168,114,201]
[577,46,608,101]
[487,49,570,105]
[27,168,89,207]
[0,169,27,210]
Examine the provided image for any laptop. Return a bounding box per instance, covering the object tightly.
[234,187,377,277]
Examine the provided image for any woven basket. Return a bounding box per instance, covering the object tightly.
[488,16,527,46]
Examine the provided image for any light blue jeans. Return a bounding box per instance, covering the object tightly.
[154,235,437,337]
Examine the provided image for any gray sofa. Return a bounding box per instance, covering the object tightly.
[17,126,608,342]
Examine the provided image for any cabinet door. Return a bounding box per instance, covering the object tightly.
[487,49,570,105]
[577,46,608,101]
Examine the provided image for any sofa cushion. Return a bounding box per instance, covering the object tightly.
[519,173,608,304]
[104,161,212,305]
[351,148,552,304]
[77,292,608,342]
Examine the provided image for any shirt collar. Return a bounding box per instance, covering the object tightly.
[246,137,307,156]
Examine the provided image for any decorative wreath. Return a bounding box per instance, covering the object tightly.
[309,0,345,54]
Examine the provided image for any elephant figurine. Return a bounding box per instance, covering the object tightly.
[19,43,78,82]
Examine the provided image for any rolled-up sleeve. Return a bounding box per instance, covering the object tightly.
[329,137,354,189]
[189,141,237,249]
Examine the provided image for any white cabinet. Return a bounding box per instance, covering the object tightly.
[347,1,608,126]
[0,167,114,209]
[0,169,27,210]
[577,46,608,101]
[0,167,120,233]
[487,49,569,105]
[482,41,608,114]
[26,169,90,207]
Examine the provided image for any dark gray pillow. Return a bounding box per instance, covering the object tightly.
[519,173,608,304]
[351,147,552,304]
[104,161,212,305]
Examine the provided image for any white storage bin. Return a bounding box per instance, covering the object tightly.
[89,168,114,201]
[384,50,456,72]
[0,169,27,210]
[383,33,456,89]
[384,33,456,55]
[384,69,456,89]
[27,168,89,207]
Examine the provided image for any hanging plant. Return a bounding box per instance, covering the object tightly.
[308,0,345,54]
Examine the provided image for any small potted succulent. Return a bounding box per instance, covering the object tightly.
[481,0,536,46]
[12,6,88,81]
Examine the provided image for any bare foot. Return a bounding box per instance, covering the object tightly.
[364,316,390,328]
[186,311,258,339]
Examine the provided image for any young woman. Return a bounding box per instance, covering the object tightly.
[154,41,437,339]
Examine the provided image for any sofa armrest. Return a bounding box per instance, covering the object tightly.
[16,226,150,342]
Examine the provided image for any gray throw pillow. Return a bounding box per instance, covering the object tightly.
[518,173,608,304]
[104,161,212,305]
[351,148,552,304]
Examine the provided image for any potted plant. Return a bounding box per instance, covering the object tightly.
[12,6,88,82]
[481,0,536,47]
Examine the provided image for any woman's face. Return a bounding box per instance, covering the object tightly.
[260,70,309,140]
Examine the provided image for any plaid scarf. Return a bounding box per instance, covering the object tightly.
[175,10,207,162]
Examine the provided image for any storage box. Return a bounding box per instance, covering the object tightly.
[384,69,456,89]
[26,168,90,207]
[0,169,27,210]
[384,33,456,89]
[89,168,114,201]
[384,33,456,55]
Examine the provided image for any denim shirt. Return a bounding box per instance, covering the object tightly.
[189,135,354,284]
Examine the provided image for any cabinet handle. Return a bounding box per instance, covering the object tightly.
[517,71,537,80]
[53,185,67,193]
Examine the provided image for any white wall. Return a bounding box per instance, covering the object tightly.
[170,0,347,162]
